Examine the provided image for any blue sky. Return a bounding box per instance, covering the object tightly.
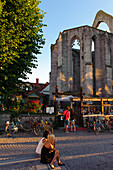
[26,0,113,84]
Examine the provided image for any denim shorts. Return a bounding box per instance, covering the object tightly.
[65,120,69,125]
[70,120,75,123]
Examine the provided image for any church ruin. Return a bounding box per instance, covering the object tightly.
[50,10,113,102]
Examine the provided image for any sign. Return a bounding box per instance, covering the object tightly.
[46,107,54,114]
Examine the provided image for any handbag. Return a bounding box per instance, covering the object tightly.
[36,137,45,154]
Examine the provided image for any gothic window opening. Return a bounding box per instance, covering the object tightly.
[92,37,96,96]
[71,37,80,93]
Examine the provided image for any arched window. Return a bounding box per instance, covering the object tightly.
[92,36,96,96]
[71,36,80,93]
[98,22,110,33]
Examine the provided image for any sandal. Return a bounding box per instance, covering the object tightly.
[49,164,55,169]
[58,162,65,166]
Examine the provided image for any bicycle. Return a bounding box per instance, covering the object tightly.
[5,117,25,136]
[85,117,94,133]
[93,118,110,135]
[37,116,53,135]
[5,116,40,136]
[21,116,41,136]
[109,118,113,133]
[23,116,53,136]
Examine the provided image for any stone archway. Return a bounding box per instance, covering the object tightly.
[92,10,113,33]
[70,35,81,93]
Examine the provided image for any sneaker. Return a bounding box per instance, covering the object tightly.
[65,131,69,133]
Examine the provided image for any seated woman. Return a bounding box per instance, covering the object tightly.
[40,134,64,169]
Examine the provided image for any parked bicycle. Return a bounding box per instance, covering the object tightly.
[38,116,53,135]
[5,116,40,136]
[21,116,41,136]
[5,117,25,136]
[23,116,53,136]
[93,118,110,135]
[85,117,94,132]
[109,117,113,133]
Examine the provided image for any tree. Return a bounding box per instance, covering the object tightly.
[0,0,45,96]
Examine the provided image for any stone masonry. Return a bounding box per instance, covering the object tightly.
[50,10,113,101]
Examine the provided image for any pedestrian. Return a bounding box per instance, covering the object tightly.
[70,108,76,131]
[36,130,50,155]
[63,106,70,133]
[40,134,64,169]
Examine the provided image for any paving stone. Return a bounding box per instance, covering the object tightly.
[0,130,113,169]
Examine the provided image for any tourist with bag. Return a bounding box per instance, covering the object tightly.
[63,106,70,133]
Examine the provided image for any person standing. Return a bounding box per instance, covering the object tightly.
[63,106,70,133]
[70,108,76,132]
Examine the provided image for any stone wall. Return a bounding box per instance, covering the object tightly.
[50,14,113,100]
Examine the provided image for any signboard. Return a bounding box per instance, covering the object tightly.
[46,107,54,114]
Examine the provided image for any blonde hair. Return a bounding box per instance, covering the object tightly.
[47,134,55,145]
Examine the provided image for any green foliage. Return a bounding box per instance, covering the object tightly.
[0,0,46,95]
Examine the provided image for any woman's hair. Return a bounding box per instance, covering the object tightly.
[43,130,50,138]
[47,134,55,145]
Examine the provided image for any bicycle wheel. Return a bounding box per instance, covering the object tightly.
[95,127,99,135]
[37,123,44,134]
[87,122,90,132]
[110,126,113,133]
[22,121,32,131]
[45,125,53,134]
[6,125,14,137]
[34,124,40,136]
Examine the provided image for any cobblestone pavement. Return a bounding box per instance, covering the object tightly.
[0,130,113,170]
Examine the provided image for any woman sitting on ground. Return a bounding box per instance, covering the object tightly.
[40,134,64,169]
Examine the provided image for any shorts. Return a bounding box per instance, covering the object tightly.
[65,120,69,125]
[70,120,75,123]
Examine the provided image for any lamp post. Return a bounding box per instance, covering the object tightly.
[79,87,83,126]
[54,85,58,114]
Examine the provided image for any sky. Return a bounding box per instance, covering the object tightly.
[26,0,113,84]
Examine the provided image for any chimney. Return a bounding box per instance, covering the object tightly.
[36,78,39,86]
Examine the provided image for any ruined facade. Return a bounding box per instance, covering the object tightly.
[50,10,113,101]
